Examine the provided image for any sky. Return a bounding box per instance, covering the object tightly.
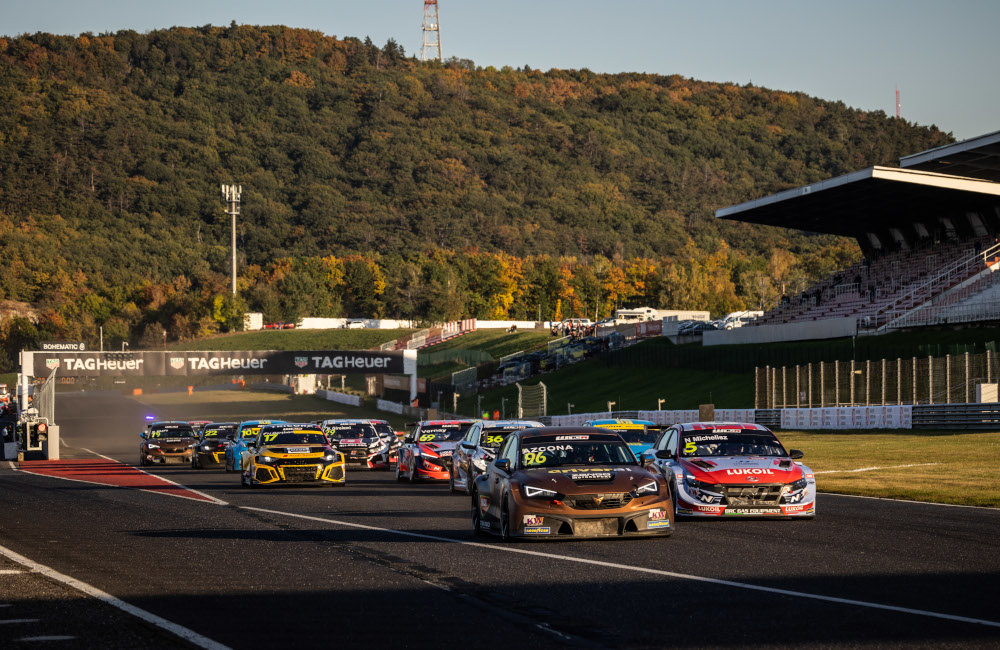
[3,0,998,141]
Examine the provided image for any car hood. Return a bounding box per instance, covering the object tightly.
[519,465,655,493]
[332,437,378,447]
[148,437,194,444]
[260,444,330,457]
[419,441,458,457]
[679,456,804,484]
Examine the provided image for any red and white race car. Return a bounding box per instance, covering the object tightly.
[395,420,474,482]
[642,422,815,518]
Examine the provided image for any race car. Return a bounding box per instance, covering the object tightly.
[240,423,345,488]
[321,419,393,470]
[641,422,815,518]
[225,419,286,472]
[368,419,403,466]
[139,421,198,466]
[472,427,674,540]
[191,422,237,469]
[396,420,474,482]
[449,419,544,494]
[583,418,662,455]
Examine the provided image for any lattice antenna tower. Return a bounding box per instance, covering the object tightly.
[420,0,443,62]
[895,83,901,119]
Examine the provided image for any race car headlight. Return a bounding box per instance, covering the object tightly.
[324,453,338,461]
[789,478,808,492]
[634,480,658,496]
[472,457,488,470]
[683,475,721,502]
[258,455,274,463]
[523,485,558,499]
[146,443,160,449]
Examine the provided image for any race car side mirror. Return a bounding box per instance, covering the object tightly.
[655,450,673,459]
[139,432,146,438]
[461,441,475,449]
[494,458,511,473]
[788,449,804,459]
[641,456,655,468]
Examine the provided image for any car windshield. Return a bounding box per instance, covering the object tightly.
[201,426,235,439]
[681,430,787,457]
[370,422,396,438]
[592,425,657,445]
[519,437,636,468]
[324,422,377,439]
[260,432,327,446]
[149,426,194,438]
[415,423,472,442]
[480,427,523,449]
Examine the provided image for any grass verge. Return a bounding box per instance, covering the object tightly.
[777,429,1000,507]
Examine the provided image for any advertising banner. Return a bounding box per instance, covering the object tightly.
[25,350,407,377]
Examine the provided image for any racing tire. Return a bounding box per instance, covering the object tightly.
[500,496,513,542]
[449,468,459,494]
[407,462,416,483]
[471,489,485,537]
[138,455,147,467]
[395,461,406,482]
[240,472,249,489]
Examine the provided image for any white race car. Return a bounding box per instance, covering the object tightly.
[642,422,815,518]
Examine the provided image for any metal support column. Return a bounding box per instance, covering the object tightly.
[808,363,813,408]
[897,357,902,405]
[965,351,970,404]
[928,356,934,405]
[946,354,951,404]
[820,361,825,408]
[850,360,855,406]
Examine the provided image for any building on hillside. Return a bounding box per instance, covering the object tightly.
[713,129,1000,345]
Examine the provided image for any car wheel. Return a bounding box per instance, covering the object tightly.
[449,468,459,494]
[396,460,406,482]
[407,462,416,483]
[471,489,485,537]
[138,454,146,467]
[500,496,512,542]
[241,471,249,489]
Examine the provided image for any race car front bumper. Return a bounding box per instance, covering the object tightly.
[506,507,673,538]
[195,451,226,466]
[250,460,346,485]
[675,491,815,517]
[145,450,193,464]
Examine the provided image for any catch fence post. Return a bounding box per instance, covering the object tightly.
[912,357,917,405]
[765,365,771,408]
[754,366,759,409]
[835,360,840,407]
[808,363,813,409]
[897,357,902,405]
[782,366,787,409]
[928,356,934,405]
[965,351,970,404]
[879,358,884,406]
[850,360,855,407]
[820,361,825,408]
[795,365,800,408]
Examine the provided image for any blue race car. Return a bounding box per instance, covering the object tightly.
[582,419,663,456]
[225,419,286,472]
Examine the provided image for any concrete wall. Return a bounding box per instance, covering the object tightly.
[703,316,857,346]
[316,389,363,408]
[298,318,416,330]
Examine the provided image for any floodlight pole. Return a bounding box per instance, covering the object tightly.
[221,184,242,295]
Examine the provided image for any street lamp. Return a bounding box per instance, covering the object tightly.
[657,398,665,410]
[122,342,129,353]
[162,330,167,350]
[567,402,574,415]
[607,401,615,413]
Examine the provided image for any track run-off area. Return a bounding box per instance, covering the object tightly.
[2,392,1000,649]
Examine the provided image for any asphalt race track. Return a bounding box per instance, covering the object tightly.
[2,392,1000,649]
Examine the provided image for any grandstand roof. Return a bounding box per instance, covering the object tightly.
[900,130,1000,182]
[715,166,1000,238]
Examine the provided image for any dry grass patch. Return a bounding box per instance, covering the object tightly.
[777,430,1000,507]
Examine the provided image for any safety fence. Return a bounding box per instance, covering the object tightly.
[755,349,1000,409]
[316,389,363,408]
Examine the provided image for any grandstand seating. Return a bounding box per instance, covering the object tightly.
[756,235,1000,330]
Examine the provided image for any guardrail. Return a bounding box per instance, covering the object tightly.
[911,403,1000,430]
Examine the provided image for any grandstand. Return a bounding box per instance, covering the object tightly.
[717,130,1000,338]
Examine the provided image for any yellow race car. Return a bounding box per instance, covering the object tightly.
[240,424,346,488]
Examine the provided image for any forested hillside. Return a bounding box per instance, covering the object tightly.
[0,24,951,366]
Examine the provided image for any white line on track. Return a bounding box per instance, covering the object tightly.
[18,636,76,642]
[0,569,24,574]
[0,543,230,650]
[241,505,1000,630]
[0,619,40,624]
[814,462,940,474]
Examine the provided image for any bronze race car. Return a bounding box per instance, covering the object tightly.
[139,421,197,466]
[472,427,674,539]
